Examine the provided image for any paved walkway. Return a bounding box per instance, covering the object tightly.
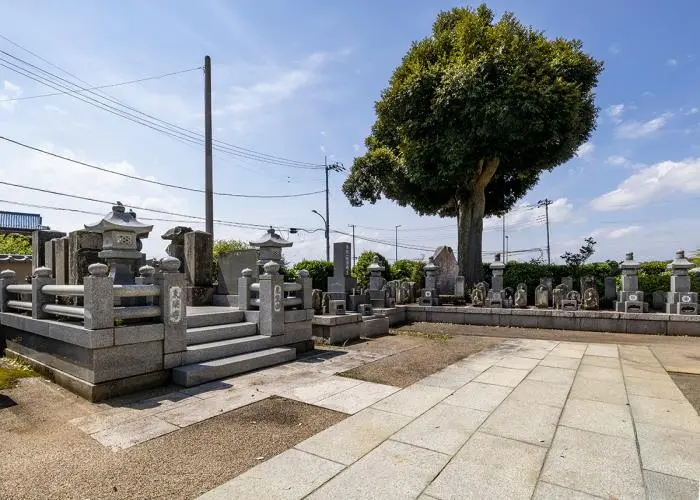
[199,339,700,500]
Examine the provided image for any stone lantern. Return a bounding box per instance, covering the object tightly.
[420,256,440,306]
[84,202,153,284]
[614,252,644,313]
[249,228,292,273]
[666,249,698,314]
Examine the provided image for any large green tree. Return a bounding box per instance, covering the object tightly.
[343,5,603,285]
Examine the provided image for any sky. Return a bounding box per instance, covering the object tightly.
[0,0,698,266]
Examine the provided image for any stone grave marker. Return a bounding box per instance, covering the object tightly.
[432,246,458,295]
[561,276,574,292]
[217,249,258,295]
[454,276,465,299]
[535,284,549,308]
[666,250,698,314]
[562,291,580,311]
[514,283,527,308]
[552,284,567,310]
[652,290,665,310]
[604,277,617,301]
[582,287,599,310]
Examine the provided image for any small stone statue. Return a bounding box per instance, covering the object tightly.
[312,289,323,315]
[503,287,514,308]
[322,292,330,315]
[582,287,599,310]
[471,286,485,307]
[535,284,549,308]
[567,290,581,305]
[552,284,567,310]
[514,283,528,308]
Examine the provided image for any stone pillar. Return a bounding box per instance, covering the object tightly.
[258,261,284,336]
[156,257,187,362]
[615,252,644,313]
[31,266,55,319]
[604,277,617,301]
[68,230,103,285]
[54,237,70,285]
[44,240,56,278]
[561,276,574,291]
[665,250,698,314]
[83,263,114,330]
[136,265,156,306]
[297,269,313,310]
[184,230,213,306]
[32,230,66,270]
[238,268,254,311]
[454,276,465,299]
[0,269,17,313]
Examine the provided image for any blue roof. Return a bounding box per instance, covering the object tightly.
[0,211,44,231]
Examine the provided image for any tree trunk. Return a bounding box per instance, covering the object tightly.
[457,187,486,287]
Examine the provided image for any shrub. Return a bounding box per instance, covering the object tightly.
[390,259,425,287]
[212,239,251,260]
[0,233,31,255]
[290,259,333,291]
[352,251,390,287]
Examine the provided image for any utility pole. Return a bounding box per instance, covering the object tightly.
[502,215,506,262]
[538,198,553,264]
[323,156,330,262]
[395,225,401,262]
[204,55,214,237]
[348,224,356,265]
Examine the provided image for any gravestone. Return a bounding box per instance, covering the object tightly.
[535,284,549,308]
[312,289,323,315]
[540,277,553,306]
[32,230,66,271]
[582,287,599,310]
[514,283,527,308]
[184,230,214,306]
[44,239,57,278]
[400,281,413,304]
[217,249,258,295]
[562,291,580,311]
[503,287,514,308]
[665,250,698,314]
[432,246,458,295]
[406,282,417,303]
[552,284,567,310]
[454,276,465,299]
[420,257,440,306]
[580,275,595,294]
[652,290,666,311]
[54,237,69,285]
[604,277,617,301]
[615,252,645,313]
[161,226,192,273]
[471,285,485,307]
[488,254,505,307]
[368,256,389,308]
[561,276,574,292]
[68,230,103,285]
[386,280,399,300]
[327,242,356,299]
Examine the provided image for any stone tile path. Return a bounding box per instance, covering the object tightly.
[200,339,700,500]
[69,347,406,450]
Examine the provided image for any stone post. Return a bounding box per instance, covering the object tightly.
[32,230,66,271]
[156,257,187,358]
[136,265,156,306]
[0,269,17,313]
[297,269,312,310]
[184,230,214,306]
[258,261,284,336]
[490,254,505,293]
[83,263,114,330]
[54,237,70,285]
[238,268,254,311]
[31,267,55,319]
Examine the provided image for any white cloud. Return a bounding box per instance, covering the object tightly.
[590,157,700,211]
[685,107,699,115]
[320,131,326,136]
[575,141,594,158]
[609,44,621,55]
[667,58,678,66]
[484,198,575,232]
[320,145,326,154]
[606,104,625,123]
[616,113,672,139]
[0,80,22,111]
[608,225,641,239]
[605,155,628,166]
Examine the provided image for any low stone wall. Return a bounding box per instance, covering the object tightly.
[1,312,168,401]
[400,305,700,336]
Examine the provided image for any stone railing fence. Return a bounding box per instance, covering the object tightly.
[0,256,185,331]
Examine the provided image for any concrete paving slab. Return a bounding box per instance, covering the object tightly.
[512,347,551,360]
[585,344,619,358]
[624,376,687,401]
[91,416,178,450]
[295,407,412,465]
[540,426,645,499]
[650,345,700,375]
[527,366,576,386]
[549,344,587,359]
[392,403,489,455]
[569,376,628,405]
[579,355,620,369]
[416,366,482,391]
[496,355,541,370]
[481,397,561,447]
[314,381,400,415]
[538,355,581,370]
[278,376,364,404]
[443,382,512,412]
[371,384,453,417]
[473,365,530,387]
[307,440,449,500]
[198,448,345,500]
[636,422,700,481]
[628,395,700,433]
[532,481,600,500]
[508,379,571,408]
[158,389,268,427]
[560,398,635,438]
[425,431,547,500]
[643,470,700,500]
[454,356,501,373]
[576,364,624,383]
[508,339,559,351]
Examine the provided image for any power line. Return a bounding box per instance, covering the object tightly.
[0,66,202,102]
[0,42,324,169]
[0,135,325,199]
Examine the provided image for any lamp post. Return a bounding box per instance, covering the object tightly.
[505,235,509,264]
[312,209,329,261]
[395,225,401,262]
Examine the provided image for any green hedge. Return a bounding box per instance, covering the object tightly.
[390,259,425,288]
[352,251,390,287]
[288,259,333,291]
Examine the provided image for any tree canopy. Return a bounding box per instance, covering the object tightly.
[0,234,31,255]
[343,4,603,284]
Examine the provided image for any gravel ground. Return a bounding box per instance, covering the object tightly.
[0,378,345,500]
[670,373,700,413]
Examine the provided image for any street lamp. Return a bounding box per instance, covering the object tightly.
[312,209,330,261]
[395,225,401,262]
[505,235,509,264]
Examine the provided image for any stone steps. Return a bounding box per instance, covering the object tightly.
[186,309,245,328]
[172,347,296,387]
[186,322,258,345]
[184,335,275,365]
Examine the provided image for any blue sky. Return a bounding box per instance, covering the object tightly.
[0,0,698,265]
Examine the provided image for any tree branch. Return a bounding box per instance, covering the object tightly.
[471,157,500,190]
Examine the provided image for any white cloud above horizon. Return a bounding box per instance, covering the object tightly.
[616,113,672,139]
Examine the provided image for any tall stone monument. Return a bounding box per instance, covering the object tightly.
[184,230,214,306]
[420,257,440,306]
[487,253,505,307]
[614,252,645,313]
[665,249,698,314]
[327,242,356,299]
[432,246,458,295]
